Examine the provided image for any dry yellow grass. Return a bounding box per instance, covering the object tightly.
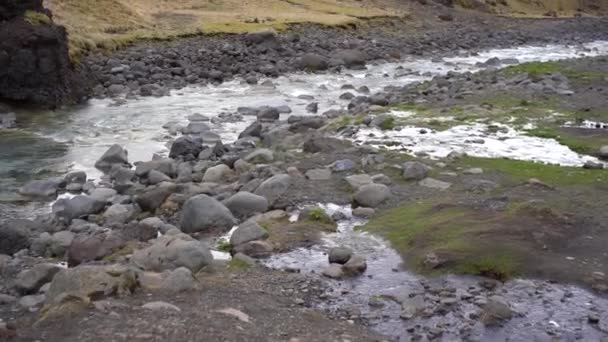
[466,0,608,17]
[43,0,404,59]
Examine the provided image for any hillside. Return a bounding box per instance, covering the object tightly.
[43,0,403,58]
[451,0,608,17]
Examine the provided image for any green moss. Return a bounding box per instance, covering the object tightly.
[456,156,608,186]
[216,240,232,252]
[378,116,396,130]
[308,207,329,221]
[359,200,521,280]
[23,10,52,26]
[102,243,135,263]
[504,60,608,83]
[228,258,251,270]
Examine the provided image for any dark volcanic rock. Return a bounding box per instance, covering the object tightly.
[0,0,89,107]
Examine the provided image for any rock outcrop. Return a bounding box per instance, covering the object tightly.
[0,0,88,107]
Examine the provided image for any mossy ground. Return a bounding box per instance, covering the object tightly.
[260,217,337,253]
[23,10,52,26]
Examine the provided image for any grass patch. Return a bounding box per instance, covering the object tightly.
[504,60,608,83]
[23,10,52,26]
[524,127,606,156]
[456,156,608,186]
[359,201,521,280]
[228,258,251,270]
[377,116,396,130]
[216,240,232,252]
[102,243,135,263]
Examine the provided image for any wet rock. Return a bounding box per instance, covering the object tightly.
[239,122,262,139]
[232,240,273,258]
[305,168,332,180]
[299,53,329,71]
[223,191,269,220]
[354,183,390,208]
[109,165,136,186]
[257,107,280,122]
[0,112,16,129]
[89,188,117,202]
[342,255,367,276]
[15,263,62,294]
[132,234,213,273]
[322,264,344,279]
[418,178,452,190]
[244,149,274,164]
[345,174,373,190]
[232,253,257,267]
[181,121,210,135]
[254,174,291,206]
[334,49,367,68]
[52,195,106,223]
[46,265,138,303]
[352,207,375,218]
[180,194,237,233]
[402,161,430,181]
[328,247,352,265]
[306,102,318,113]
[19,178,62,198]
[230,221,269,246]
[135,159,177,178]
[64,171,87,185]
[95,145,129,173]
[481,296,513,326]
[583,160,604,169]
[244,29,279,49]
[169,136,203,159]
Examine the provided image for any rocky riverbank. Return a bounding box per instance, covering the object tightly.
[84,9,608,100]
[2,9,608,341]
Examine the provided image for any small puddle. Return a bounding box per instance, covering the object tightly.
[265,204,608,340]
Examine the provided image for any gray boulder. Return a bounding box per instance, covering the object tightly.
[482,296,513,326]
[169,136,203,159]
[131,234,213,272]
[239,122,262,139]
[232,240,273,258]
[19,179,62,198]
[64,171,87,185]
[223,191,269,220]
[334,49,367,68]
[402,161,430,181]
[147,170,171,185]
[180,194,237,233]
[254,174,291,206]
[103,204,137,225]
[67,231,125,267]
[181,121,210,135]
[599,146,608,160]
[89,188,117,202]
[95,145,129,173]
[328,247,352,265]
[49,231,75,257]
[202,164,233,182]
[135,184,176,212]
[305,169,331,180]
[342,255,367,276]
[244,29,279,49]
[14,263,62,294]
[299,53,329,71]
[52,195,106,222]
[0,221,31,255]
[160,267,198,292]
[244,149,274,164]
[345,174,373,190]
[135,159,177,178]
[230,221,269,246]
[257,107,280,122]
[354,184,390,208]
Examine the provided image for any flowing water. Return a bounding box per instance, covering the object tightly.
[1,41,608,339]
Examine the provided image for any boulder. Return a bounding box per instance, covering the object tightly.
[419,178,452,190]
[334,49,367,68]
[202,164,233,182]
[244,29,279,49]
[169,136,203,159]
[52,195,106,222]
[328,247,352,265]
[482,296,513,326]
[160,267,198,292]
[49,231,74,257]
[345,174,373,190]
[402,161,430,181]
[230,221,269,246]
[322,264,344,279]
[135,184,175,212]
[64,171,86,185]
[354,184,390,208]
[0,221,31,255]
[94,145,129,173]
[299,53,329,71]
[131,234,213,273]
[254,174,291,206]
[342,255,367,276]
[67,231,125,267]
[181,121,210,135]
[232,240,273,258]
[238,122,262,139]
[180,194,237,233]
[223,191,269,220]
[14,263,62,294]
[88,188,117,202]
[46,265,138,303]
[135,159,176,178]
[257,107,280,122]
[305,169,331,181]
[102,204,137,225]
[147,170,171,185]
[19,178,62,198]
